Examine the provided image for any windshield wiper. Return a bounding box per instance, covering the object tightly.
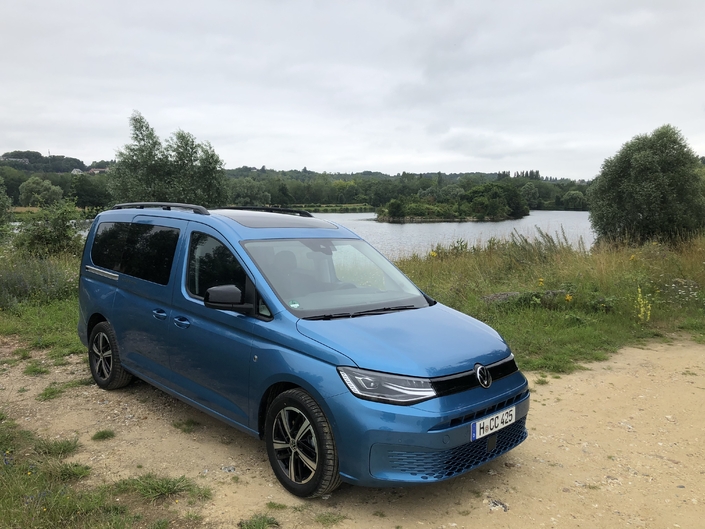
[302,305,419,321]
[302,312,353,321]
[349,305,418,317]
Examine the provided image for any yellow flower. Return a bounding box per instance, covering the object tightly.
[565,294,573,302]
[629,254,635,261]
[538,278,544,287]
[429,251,438,258]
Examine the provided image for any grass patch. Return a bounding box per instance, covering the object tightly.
[115,473,212,503]
[266,501,288,510]
[23,360,50,376]
[12,347,31,359]
[172,418,201,434]
[238,513,280,528]
[0,297,85,359]
[33,437,79,458]
[36,383,65,401]
[92,429,116,441]
[0,412,136,528]
[36,378,94,401]
[315,511,348,526]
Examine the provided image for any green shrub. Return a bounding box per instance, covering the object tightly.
[13,200,83,257]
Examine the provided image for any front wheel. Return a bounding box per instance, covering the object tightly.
[88,322,133,390]
[265,389,341,497]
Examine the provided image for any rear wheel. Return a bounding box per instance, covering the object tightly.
[265,389,341,497]
[88,322,133,390]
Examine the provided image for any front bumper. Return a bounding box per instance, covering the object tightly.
[325,372,530,487]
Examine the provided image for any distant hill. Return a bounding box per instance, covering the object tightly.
[1,151,87,173]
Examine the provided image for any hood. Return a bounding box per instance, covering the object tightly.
[296,303,511,378]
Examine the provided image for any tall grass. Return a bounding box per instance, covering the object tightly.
[397,231,705,372]
[0,246,79,311]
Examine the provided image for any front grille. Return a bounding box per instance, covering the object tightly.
[430,356,519,397]
[386,417,527,481]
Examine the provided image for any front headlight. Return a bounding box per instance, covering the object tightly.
[337,366,436,405]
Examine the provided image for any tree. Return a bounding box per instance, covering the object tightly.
[228,177,271,206]
[108,112,228,207]
[0,166,28,205]
[19,176,63,206]
[0,176,11,231]
[386,199,406,218]
[520,182,539,209]
[562,190,587,210]
[588,125,705,244]
[72,173,112,208]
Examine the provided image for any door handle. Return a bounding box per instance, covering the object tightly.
[173,316,191,329]
[152,309,167,320]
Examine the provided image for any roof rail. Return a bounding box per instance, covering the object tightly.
[219,206,313,218]
[112,202,210,215]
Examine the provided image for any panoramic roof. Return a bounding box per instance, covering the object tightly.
[210,209,338,229]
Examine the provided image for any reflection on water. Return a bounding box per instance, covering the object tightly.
[314,211,594,259]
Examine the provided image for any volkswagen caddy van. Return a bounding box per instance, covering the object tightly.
[78,203,530,497]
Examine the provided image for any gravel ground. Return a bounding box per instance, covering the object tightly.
[1,336,704,528]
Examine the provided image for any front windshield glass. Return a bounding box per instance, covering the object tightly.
[242,238,429,318]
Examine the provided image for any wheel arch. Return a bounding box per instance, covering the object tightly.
[87,313,108,342]
[257,381,300,439]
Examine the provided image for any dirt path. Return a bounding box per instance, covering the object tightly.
[1,337,704,528]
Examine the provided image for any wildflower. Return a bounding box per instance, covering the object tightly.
[565,294,573,302]
[538,278,544,287]
[629,254,636,261]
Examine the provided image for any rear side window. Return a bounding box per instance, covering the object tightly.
[187,232,246,298]
[92,222,180,285]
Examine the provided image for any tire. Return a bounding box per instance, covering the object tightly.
[265,388,342,498]
[88,322,133,390]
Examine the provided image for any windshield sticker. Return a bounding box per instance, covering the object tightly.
[288,300,300,309]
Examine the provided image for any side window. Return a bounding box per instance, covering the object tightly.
[91,222,180,286]
[187,232,246,299]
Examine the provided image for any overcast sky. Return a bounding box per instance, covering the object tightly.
[2,1,704,180]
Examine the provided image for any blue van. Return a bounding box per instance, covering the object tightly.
[78,203,530,497]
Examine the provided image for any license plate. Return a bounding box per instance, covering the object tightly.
[471,406,515,441]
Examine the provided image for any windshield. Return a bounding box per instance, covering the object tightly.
[242,238,430,318]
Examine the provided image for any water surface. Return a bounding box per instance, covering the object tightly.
[314,210,594,259]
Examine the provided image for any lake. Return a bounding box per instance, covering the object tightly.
[314,210,594,259]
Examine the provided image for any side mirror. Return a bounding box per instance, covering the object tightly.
[203,285,253,313]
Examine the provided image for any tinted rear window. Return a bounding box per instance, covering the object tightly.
[92,222,180,285]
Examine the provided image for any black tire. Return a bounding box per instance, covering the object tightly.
[88,322,133,390]
[265,388,342,498]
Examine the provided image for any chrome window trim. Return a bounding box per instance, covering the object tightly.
[85,265,119,281]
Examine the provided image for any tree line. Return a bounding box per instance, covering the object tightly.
[2,115,703,244]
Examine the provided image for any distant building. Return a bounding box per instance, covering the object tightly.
[71,168,83,174]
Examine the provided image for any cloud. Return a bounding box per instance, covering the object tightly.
[1,0,704,178]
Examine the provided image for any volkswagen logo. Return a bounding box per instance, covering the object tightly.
[476,364,492,389]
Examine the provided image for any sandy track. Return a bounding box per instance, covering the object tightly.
[1,337,704,528]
